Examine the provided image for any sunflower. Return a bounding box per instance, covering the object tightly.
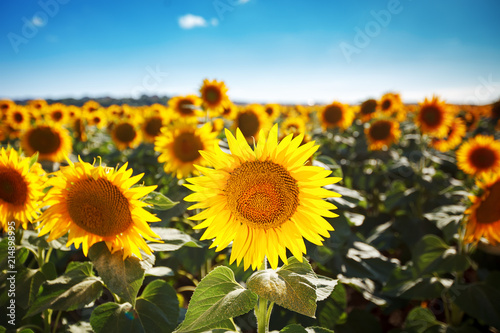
[0,148,46,230]
[233,104,270,143]
[168,95,203,120]
[457,135,500,177]
[358,99,378,122]
[263,104,281,121]
[199,79,230,114]
[21,124,73,162]
[142,113,167,143]
[184,124,341,270]
[27,99,48,112]
[44,103,69,126]
[0,100,16,121]
[464,173,500,245]
[490,100,500,125]
[365,118,401,151]
[319,101,354,130]
[82,100,101,114]
[378,93,402,114]
[37,157,161,259]
[6,106,31,131]
[210,118,225,135]
[155,122,219,179]
[415,96,453,138]
[111,121,142,150]
[430,118,466,152]
[86,109,108,129]
[220,102,238,120]
[280,116,307,138]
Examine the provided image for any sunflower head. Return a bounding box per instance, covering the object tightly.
[220,102,238,120]
[200,79,230,113]
[0,100,16,120]
[415,96,453,138]
[263,104,281,121]
[280,116,307,139]
[142,114,166,143]
[110,121,142,150]
[27,99,48,112]
[82,100,101,114]
[0,147,46,229]
[6,106,31,130]
[21,123,73,162]
[430,118,466,152]
[365,118,401,151]
[490,100,500,124]
[37,157,161,258]
[43,103,69,126]
[184,124,341,270]
[168,95,203,120]
[155,122,219,179]
[457,135,500,177]
[319,101,354,130]
[233,104,270,143]
[358,99,378,122]
[86,109,108,129]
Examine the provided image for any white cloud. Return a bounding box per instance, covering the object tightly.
[211,18,219,26]
[178,14,207,29]
[32,15,46,27]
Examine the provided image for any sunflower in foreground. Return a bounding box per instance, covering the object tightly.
[319,101,354,130]
[365,118,401,151]
[21,124,73,162]
[464,173,500,245]
[415,96,453,138]
[184,124,341,270]
[155,122,219,179]
[37,157,161,259]
[430,118,466,152]
[0,148,46,230]
[456,135,500,177]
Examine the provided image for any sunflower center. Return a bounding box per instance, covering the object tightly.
[204,87,221,104]
[469,147,497,170]
[28,127,62,154]
[238,112,260,138]
[361,99,377,115]
[173,132,203,162]
[14,112,24,123]
[145,116,163,137]
[369,121,392,141]
[115,123,136,143]
[225,161,299,230]
[0,168,28,206]
[66,177,133,237]
[421,106,442,127]
[52,111,63,121]
[324,106,342,124]
[178,100,195,116]
[476,181,500,225]
[265,107,273,116]
[381,99,392,111]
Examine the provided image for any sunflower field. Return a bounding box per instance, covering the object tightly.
[1,82,500,333]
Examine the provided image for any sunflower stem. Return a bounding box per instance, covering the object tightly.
[256,258,270,333]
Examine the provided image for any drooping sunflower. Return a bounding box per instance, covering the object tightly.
[110,121,142,150]
[319,101,354,130]
[365,118,401,151]
[155,122,219,179]
[21,124,73,162]
[430,118,467,152]
[0,148,46,230]
[37,158,161,258]
[168,95,203,120]
[415,96,453,138]
[464,173,500,245]
[233,104,270,144]
[456,135,500,177]
[358,98,378,122]
[185,124,341,270]
[199,79,230,114]
[6,106,31,131]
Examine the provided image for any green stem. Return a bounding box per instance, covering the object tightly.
[52,311,62,333]
[256,258,270,333]
[17,325,43,332]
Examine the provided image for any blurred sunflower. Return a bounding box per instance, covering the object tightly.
[263,104,281,121]
[233,104,269,143]
[210,118,225,135]
[111,121,142,150]
[27,99,48,112]
[319,101,354,130]
[0,148,46,230]
[358,99,378,122]
[415,96,453,138]
[378,93,402,114]
[0,100,16,121]
[365,119,401,151]
[430,118,466,152]
[45,103,69,126]
[185,124,341,270]
[155,122,218,179]
[82,100,101,114]
[490,100,500,125]
[21,124,72,162]
[280,116,307,138]
[457,135,500,177]
[457,106,480,132]
[220,102,238,120]
[86,109,108,129]
[142,111,167,143]
[168,95,203,120]
[37,158,161,259]
[199,79,229,114]
[6,106,31,131]
[464,173,500,245]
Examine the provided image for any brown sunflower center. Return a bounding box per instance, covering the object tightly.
[66,177,133,237]
[369,120,392,141]
[14,112,24,123]
[360,99,377,115]
[27,127,62,154]
[421,106,442,127]
[238,112,260,138]
[476,181,500,225]
[144,116,163,137]
[204,87,221,104]
[52,111,63,121]
[115,123,136,143]
[265,107,273,116]
[225,161,299,230]
[381,99,392,111]
[0,168,28,206]
[469,147,497,170]
[324,106,342,124]
[173,132,203,162]
[178,100,195,116]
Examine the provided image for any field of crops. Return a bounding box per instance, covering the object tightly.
[1,80,500,333]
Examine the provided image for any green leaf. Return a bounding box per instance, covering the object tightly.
[90,302,144,333]
[25,262,103,316]
[404,307,439,333]
[145,266,174,277]
[383,276,453,300]
[88,242,151,307]
[450,282,500,329]
[144,191,178,210]
[28,152,39,168]
[15,268,45,309]
[280,324,335,333]
[317,282,347,329]
[174,266,258,333]
[149,228,203,252]
[136,280,180,333]
[247,257,317,318]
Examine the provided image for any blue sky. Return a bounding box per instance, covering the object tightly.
[1,0,500,105]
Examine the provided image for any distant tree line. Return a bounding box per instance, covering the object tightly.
[14,94,171,107]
